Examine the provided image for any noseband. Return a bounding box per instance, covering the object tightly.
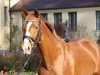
[23,19,42,48]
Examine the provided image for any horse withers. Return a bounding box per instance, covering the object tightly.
[21,8,100,75]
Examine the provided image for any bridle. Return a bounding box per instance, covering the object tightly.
[17,18,42,75]
[23,18,42,49]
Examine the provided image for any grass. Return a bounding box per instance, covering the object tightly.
[8,72,38,75]
[19,72,37,75]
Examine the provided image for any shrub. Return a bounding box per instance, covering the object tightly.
[0,54,25,72]
[0,49,41,72]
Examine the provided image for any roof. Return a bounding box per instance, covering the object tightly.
[10,0,100,12]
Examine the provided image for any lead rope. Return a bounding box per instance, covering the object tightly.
[16,54,31,75]
[17,19,42,75]
[16,44,37,75]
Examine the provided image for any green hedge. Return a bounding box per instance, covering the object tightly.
[0,52,41,72]
[0,55,25,72]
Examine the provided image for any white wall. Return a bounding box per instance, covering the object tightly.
[0,0,4,48]
[0,0,1,47]
[0,0,11,49]
[77,10,96,31]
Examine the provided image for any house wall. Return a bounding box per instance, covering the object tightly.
[3,0,10,49]
[11,7,100,41]
[0,0,10,50]
[0,0,4,49]
[77,9,96,31]
[0,0,2,48]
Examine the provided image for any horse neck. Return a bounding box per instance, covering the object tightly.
[38,21,61,67]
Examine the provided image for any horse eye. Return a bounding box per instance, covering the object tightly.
[35,27,38,29]
[32,26,38,29]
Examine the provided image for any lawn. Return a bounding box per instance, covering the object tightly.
[19,72,37,75]
[7,72,37,75]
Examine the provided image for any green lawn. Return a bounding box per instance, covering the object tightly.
[19,72,37,75]
[8,72,38,75]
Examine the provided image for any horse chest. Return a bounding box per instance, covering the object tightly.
[50,49,73,75]
[52,51,65,75]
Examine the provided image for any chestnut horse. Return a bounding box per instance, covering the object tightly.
[21,8,100,75]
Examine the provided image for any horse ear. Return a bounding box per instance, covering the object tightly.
[22,8,29,18]
[34,8,40,18]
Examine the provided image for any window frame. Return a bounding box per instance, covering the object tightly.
[68,12,77,31]
[96,11,100,30]
[54,13,62,26]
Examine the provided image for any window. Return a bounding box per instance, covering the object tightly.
[41,13,48,20]
[54,13,62,26]
[68,12,77,31]
[96,11,100,30]
[4,6,7,26]
[22,15,25,24]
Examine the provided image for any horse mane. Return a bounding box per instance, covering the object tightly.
[40,15,64,41]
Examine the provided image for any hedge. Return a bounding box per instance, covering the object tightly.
[0,51,41,72]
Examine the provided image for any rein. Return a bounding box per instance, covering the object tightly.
[16,54,31,75]
[17,19,42,75]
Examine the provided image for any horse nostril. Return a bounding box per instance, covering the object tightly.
[28,47,30,50]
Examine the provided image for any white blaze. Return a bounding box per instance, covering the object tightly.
[26,22,32,36]
[23,22,32,54]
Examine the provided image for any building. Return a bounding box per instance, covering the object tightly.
[10,0,100,41]
[0,0,10,50]
[0,0,4,49]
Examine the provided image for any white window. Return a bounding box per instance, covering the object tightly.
[68,12,77,31]
[54,13,62,26]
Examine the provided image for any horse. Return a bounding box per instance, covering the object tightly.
[21,8,100,75]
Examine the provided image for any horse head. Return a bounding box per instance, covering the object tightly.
[21,8,41,54]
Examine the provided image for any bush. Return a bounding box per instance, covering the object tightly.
[3,22,41,72]
[0,51,41,72]
[0,54,25,72]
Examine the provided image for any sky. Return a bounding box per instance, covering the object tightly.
[10,0,20,7]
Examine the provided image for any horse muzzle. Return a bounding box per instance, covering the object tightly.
[21,41,33,55]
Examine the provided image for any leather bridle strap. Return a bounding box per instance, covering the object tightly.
[23,35,36,42]
[23,19,42,44]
